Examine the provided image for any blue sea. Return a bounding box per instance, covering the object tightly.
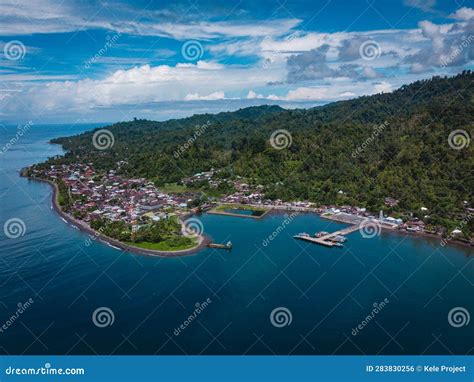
[0,123,472,355]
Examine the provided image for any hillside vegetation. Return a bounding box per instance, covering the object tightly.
[42,72,473,235]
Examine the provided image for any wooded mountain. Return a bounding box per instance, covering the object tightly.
[44,72,473,233]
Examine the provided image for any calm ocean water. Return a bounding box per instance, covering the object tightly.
[0,123,472,355]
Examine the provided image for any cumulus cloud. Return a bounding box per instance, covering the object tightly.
[449,7,474,21]
[405,15,474,71]
[185,91,226,100]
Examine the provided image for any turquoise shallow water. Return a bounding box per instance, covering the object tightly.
[0,124,473,355]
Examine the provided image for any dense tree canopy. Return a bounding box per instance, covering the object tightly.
[41,72,473,237]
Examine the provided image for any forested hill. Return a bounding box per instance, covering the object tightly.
[45,71,473,230]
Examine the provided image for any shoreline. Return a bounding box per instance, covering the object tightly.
[25,175,210,258]
[23,174,472,253]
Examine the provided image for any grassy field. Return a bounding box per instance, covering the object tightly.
[125,238,198,251]
[213,203,269,212]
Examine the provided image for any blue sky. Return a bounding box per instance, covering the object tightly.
[0,0,473,123]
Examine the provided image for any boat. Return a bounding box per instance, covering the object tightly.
[207,241,233,250]
[330,235,347,243]
[294,232,310,238]
[315,231,329,238]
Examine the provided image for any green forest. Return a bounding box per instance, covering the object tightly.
[37,72,473,238]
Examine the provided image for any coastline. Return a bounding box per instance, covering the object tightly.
[25,175,210,257]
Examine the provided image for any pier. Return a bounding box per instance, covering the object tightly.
[294,224,360,247]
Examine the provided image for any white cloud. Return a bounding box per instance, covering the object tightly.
[0,0,301,39]
[449,7,474,21]
[373,81,392,93]
[185,91,225,100]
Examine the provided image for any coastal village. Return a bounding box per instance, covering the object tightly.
[27,163,473,248]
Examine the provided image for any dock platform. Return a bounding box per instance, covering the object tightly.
[294,224,360,247]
